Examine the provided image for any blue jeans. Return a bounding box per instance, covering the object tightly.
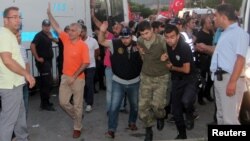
[105,67,113,112]
[108,81,139,132]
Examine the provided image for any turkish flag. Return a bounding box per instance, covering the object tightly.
[170,0,185,15]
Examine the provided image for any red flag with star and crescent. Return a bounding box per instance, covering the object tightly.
[169,0,185,15]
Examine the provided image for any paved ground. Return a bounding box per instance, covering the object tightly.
[26,88,214,141]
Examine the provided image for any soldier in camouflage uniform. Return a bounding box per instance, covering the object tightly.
[137,20,170,141]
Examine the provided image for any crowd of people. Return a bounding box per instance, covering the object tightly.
[0,2,249,141]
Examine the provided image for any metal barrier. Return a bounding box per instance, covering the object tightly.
[26,46,60,92]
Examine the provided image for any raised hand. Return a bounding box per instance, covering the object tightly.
[47,2,51,15]
[100,21,108,33]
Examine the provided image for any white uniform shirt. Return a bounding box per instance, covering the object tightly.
[84,36,99,68]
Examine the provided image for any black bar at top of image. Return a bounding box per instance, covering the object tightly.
[208,125,250,140]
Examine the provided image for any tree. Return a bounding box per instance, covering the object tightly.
[204,0,243,11]
[161,5,169,11]
[129,1,154,18]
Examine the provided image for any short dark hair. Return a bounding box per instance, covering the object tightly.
[137,20,152,32]
[128,20,135,28]
[183,17,194,26]
[3,6,19,18]
[64,25,70,32]
[164,24,179,35]
[151,21,162,29]
[216,4,237,21]
[81,24,87,32]
[200,16,208,28]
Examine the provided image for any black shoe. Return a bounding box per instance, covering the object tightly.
[100,86,106,90]
[48,102,54,106]
[175,134,187,139]
[198,99,206,105]
[94,89,98,93]
[185,118,194,130]
[205,96,214,102]
[157,118,164,131]
[144,127,153,141]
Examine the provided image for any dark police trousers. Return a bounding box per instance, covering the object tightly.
[171,76,197,135]
[36,60,53,108]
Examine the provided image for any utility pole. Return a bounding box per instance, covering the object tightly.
[157,0,160,15]
[185,0,192,8]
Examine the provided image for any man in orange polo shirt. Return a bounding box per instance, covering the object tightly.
[47,4,90,138]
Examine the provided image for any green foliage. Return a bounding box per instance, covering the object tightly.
[204,0,243,11]
[129,1,154,18]
[161,6,169,11]
[203,0,220,8]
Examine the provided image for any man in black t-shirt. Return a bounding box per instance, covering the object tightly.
[161,24,197,139]
[195,16,214,105]
[30,19,57,111]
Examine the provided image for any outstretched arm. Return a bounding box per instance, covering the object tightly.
[91,8,102,28]
[47,3,63,33]
[195,43,215,55]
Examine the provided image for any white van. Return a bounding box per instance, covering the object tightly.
[178,8,215,18]
[0,0,129,78]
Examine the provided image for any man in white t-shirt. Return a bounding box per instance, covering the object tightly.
[80,24,100,112]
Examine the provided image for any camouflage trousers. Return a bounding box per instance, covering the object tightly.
[139,73,170,127]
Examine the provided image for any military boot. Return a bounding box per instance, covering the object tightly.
[144,127,153,141]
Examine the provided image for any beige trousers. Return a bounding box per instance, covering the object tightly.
[59,75,85,130]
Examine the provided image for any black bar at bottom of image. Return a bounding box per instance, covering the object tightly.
[208,125,250,140]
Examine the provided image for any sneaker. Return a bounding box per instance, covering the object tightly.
[105,131,115,138]
[86,105,92,112]
[127,123,138,131]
